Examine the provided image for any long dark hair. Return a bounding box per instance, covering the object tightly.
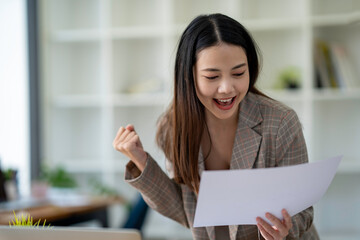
[156,13,264,193]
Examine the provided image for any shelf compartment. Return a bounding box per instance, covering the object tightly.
[243,18,303,32]
[312,89,360,101]
[263,89,306,102]
[313,24,360,90]
[52,93,171,108]
[49,42,102,96]
[253,29,306,90]
[51,27,166,42]
[112,93,170,107]
[111,27,164,39]
[312,100,360,167]
[46,0,100,30]
[52,95,104,108]
[111,0,164,28]
[51,29,102,42]
[311,0,360,16]
[312,11,360,27]
[112,38,166,94]
[171,12,304,35]
[241,0,305,21]
[47,108,102,162]
[172,0,231,25]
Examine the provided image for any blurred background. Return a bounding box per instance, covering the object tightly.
[0,0,360,239]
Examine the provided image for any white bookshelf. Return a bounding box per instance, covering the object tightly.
[38,0,360,239]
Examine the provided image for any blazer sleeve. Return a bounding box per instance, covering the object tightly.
[125,154,189,228]
[275,110,315,239]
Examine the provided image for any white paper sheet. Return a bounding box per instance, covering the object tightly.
[193,156,342,227]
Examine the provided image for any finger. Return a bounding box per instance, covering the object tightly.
[123,131,136,144]
[257,222,274,240]
[256,217,277,237]
[114,126,126,143]
[282,209,293,230]
[265,212,287,233]
[116,132,137,154]
[118,129,132,143]
[126,124,135,131]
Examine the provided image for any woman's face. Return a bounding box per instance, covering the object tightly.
[194,43,250,122]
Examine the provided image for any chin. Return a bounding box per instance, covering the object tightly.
[213,109,238,120]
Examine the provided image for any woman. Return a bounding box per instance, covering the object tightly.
[113,13,319,240]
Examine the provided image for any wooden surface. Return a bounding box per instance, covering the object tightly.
[0,196,127,226]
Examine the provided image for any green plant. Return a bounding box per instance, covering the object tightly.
[9,211,51,228]
[3,169,17,181]
[275,66,301,89]
[40,165,77,188]
[89,179,119,196]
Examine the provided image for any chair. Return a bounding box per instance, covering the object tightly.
[122,194,149,232]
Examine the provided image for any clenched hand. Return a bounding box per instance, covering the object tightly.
[113,124,147,172]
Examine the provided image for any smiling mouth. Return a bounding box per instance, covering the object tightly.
[213,97,236,106]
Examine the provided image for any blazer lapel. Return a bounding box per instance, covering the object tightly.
[230,92,263,170]
[229,225,239,240]
[206,226,216,240]
[198,149,205,177]
[230,119,262,170]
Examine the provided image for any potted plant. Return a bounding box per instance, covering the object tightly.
[9,211,51,228]
[275,66,301,90]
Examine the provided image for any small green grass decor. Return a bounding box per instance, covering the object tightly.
[9,211,51,228]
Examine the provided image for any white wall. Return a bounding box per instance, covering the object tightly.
[0,0,30,197]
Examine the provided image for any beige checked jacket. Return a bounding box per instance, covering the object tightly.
[125,92,320,240]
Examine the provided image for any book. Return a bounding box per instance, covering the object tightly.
[318,40,338,88]
[314,40,330,88]
[329,43,359,89]
[314,39,358,89]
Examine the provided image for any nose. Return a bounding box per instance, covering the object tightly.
[218,78,234,94]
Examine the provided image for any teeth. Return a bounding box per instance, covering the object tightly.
[218,98,232,103]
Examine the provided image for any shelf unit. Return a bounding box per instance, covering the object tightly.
[38,0,360,239]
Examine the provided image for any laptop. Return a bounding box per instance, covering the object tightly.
[0,226,141,240]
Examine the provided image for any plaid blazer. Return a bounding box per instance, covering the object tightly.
[125,92,320,240]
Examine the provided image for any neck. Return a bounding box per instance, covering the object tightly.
[205,107,239,132]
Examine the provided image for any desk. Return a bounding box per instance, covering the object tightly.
[0,196,126,227]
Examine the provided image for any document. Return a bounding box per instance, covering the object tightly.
[193,156,342,227]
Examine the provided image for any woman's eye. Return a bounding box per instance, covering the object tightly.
[205,76,218,80]
[233,72,245,77]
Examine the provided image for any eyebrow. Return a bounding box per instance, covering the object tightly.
[201,63,246,72]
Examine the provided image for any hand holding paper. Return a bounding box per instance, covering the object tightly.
[256,209,293,239]
[193,156,342,227]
